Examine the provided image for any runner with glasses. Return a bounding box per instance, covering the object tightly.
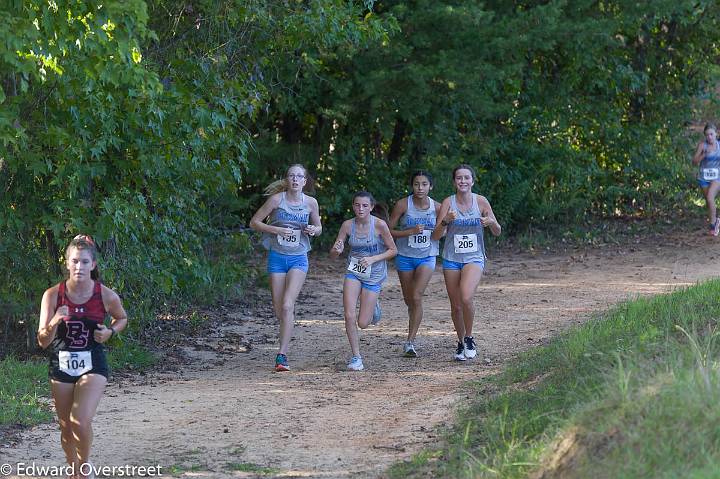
[250,164,322,371]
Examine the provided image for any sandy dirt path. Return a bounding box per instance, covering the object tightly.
[2,232,717,478]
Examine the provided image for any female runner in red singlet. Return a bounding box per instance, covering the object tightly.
[37,235,128,478]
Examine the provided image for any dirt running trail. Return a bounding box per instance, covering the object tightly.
[3,232,718,478]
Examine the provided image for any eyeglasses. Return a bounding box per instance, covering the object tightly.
[288,174,306,179]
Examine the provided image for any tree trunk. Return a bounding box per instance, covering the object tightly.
[43,229,62,277]
[26,316,37,354]
[387,117,407,164]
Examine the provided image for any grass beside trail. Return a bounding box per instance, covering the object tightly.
[0,341,155,429]
[390,280,720,478]
[0,356,52,426]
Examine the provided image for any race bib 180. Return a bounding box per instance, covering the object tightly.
[704,168,719,181]
[348,256,372,280]
[454,234,478,254]
[58,350,92,377]
[409,230,431,249]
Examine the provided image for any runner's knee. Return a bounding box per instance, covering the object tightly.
[411,292,423,305]
[69,415,92,439]
[460,294,474,308]
[280,302,294,317]
[58,419,73,440]
[58,418,73,435]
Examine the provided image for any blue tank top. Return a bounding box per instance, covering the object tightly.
[346,218,387,285]
[396,196,439,258]
[441,194,485,264]
[699,140,720,182]
[262,192,312,254]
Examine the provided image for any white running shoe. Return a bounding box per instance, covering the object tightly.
[403,341,418,357]
[347,356,364,371]
[464,336,477,359]
[454,342,467,361]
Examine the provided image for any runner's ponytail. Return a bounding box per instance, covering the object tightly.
[263,179,289,196]
[371,203,389,222]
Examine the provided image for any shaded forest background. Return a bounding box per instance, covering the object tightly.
[2,0,719,352]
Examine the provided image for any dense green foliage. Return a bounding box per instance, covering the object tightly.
[246,0,720,229]
[389,280,720,478]
[2,0,719,346]
[0,0,387,345]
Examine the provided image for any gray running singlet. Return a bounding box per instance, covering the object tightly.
[699,140,720,182]
[346,218,387,285]
[262,192,312,254]
[396,196,439,258]
[441,194,485,264]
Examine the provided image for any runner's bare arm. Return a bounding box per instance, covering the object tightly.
[303,197,323,237]
[478,196,502,236]
[434,199,442,218]
[367,219,398,265]
[330,220,351,258]
[388,198,419,237]
[249,194,290,236]
[37,286,66,349]
[95,286,128,344]
[693,142,706,166]
[431,198,453,241]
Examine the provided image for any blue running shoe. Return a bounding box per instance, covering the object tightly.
[275,353,290,372]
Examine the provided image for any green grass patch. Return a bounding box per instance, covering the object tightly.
[0,356,52,426]
[165,464,204,476]
[106,337,156,372]
[390,279,720,478]
[225,462,279,474]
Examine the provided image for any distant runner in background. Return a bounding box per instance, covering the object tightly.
[37,235,128,479]
[693,122,720,236]
[432,165,501,362]
[250,164,322,372]
[388,171,441,357]
[330,191,397,371]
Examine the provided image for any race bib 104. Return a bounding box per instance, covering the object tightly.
[409,230,431,249]
[58,350,92,377]
[454,234,478,254]
[277,229,301,247]
[348,256,372,280]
